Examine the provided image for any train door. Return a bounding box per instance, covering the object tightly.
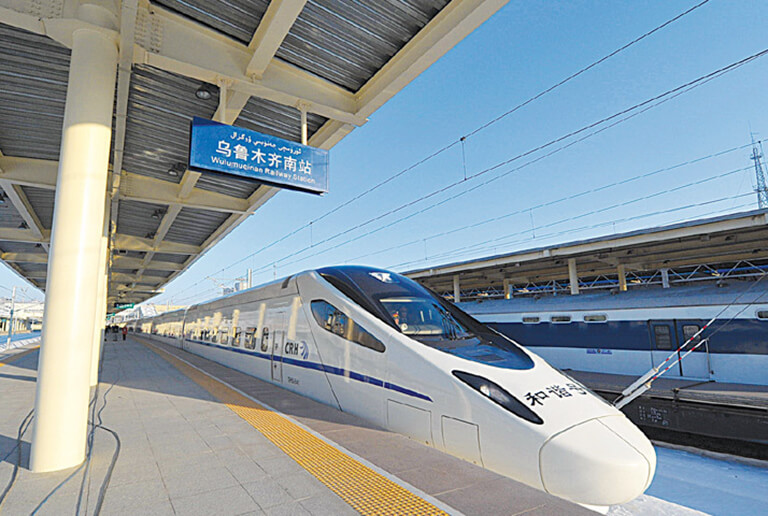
[267,309,286,383]
[649,321,682,377]
[675,320,710,380]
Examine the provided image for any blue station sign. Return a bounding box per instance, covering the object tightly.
[189,117,328,194]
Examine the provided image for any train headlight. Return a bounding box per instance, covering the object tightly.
[453,370,543,425]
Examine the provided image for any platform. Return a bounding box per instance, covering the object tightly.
[0,339,592,515]
[568,370,768,459]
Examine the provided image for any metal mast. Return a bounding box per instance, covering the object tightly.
[750,134,768,209]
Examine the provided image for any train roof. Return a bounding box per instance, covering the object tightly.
[460,281,768,313]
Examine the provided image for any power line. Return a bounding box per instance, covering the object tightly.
[340,147,758,263]
[246,48,768,274]
[169,44,768,303]
[390,193,756,270]
[161,3,712,303]
[264,164,752,273]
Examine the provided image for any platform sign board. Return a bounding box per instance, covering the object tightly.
[114,303,135,310]
[189,117,328,195]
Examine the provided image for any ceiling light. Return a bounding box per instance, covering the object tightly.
[195,84,214,100]
[168,162,186,177]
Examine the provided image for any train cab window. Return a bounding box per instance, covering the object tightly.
[757,311,768,320]
[551,315,571,324]
[310,300,385,353]
[584,314,607,323]
[244,328,256,350]
[653,325,673,350]
[522,316,540,324]
[232,327,242,347]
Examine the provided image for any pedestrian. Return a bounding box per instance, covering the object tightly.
[122,326,127,341]
[112,325,118,342]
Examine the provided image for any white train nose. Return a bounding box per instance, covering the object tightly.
[539,415,656,506]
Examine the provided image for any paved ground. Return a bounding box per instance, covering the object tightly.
[0,338,592,515]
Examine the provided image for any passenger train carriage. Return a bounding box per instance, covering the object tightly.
[460,282,768,386]
[131,266,656,508]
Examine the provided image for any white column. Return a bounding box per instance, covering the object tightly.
[503,279,511,300]
[31,23,118,473]
[453,275,461,303]
[568,258,579,295]
[617,264,627,292]
[661,268,670,289]
[90,208,110,386]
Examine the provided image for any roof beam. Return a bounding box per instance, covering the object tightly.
[0,180,49,252]
[0,252,47,264]
[112,233,200,255]
[308,0,508,152]
[0,227,198,254]
[0,228,48,244]
[136,3,364,126]
[246,0,307,79]
[112,255,183,272]
[0,156,251,213]
[119,172,249,213]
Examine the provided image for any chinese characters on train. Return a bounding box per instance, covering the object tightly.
[211,129,317,188]
[525,383,587,406]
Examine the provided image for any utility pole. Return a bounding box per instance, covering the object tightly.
[247,268,253,289]
[6,286,16,349]
[750,133,768,209]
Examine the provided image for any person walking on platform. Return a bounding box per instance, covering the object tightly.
[121,326,127,341]
[112,325,119,342]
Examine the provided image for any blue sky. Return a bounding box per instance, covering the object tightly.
[4,1,768,304]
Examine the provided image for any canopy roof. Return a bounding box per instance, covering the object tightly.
[0,0,506,306]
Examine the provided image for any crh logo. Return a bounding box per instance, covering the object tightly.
[285,340,310,360]
[369,271,396,283]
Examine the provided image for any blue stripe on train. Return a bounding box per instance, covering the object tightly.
[489,319,768,355]
[183,338,432,402]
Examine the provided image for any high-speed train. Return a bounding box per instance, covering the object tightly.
[131,266,656,507]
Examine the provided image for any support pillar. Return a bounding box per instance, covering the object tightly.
[453,275,461,303]
[503,279,511,300]
[617,264,627,292]
[31,18,118,473]
[661,268,670,289]
[90,200,110,387]
[568,258,579,295]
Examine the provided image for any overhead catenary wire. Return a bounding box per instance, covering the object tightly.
[273,162,751,275]
[388,192,757,270]
[316,150,759,265]
[197,53,766,296]
[162,3,714,303]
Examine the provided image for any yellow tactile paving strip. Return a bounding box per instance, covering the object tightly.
[0,345,39,367]
[139,338,448,516]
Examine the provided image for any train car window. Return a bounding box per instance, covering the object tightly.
[310,300,385,353]
[219,329,229,345]
[232,327,242,347]
[654,325,672,350]
[261,327,270,352]
[551,315,571,323]
[584,314,607,323]
[244,328,256,349]
[757,310,768,319]
[522,316,540,324]
[682,325,701,344]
